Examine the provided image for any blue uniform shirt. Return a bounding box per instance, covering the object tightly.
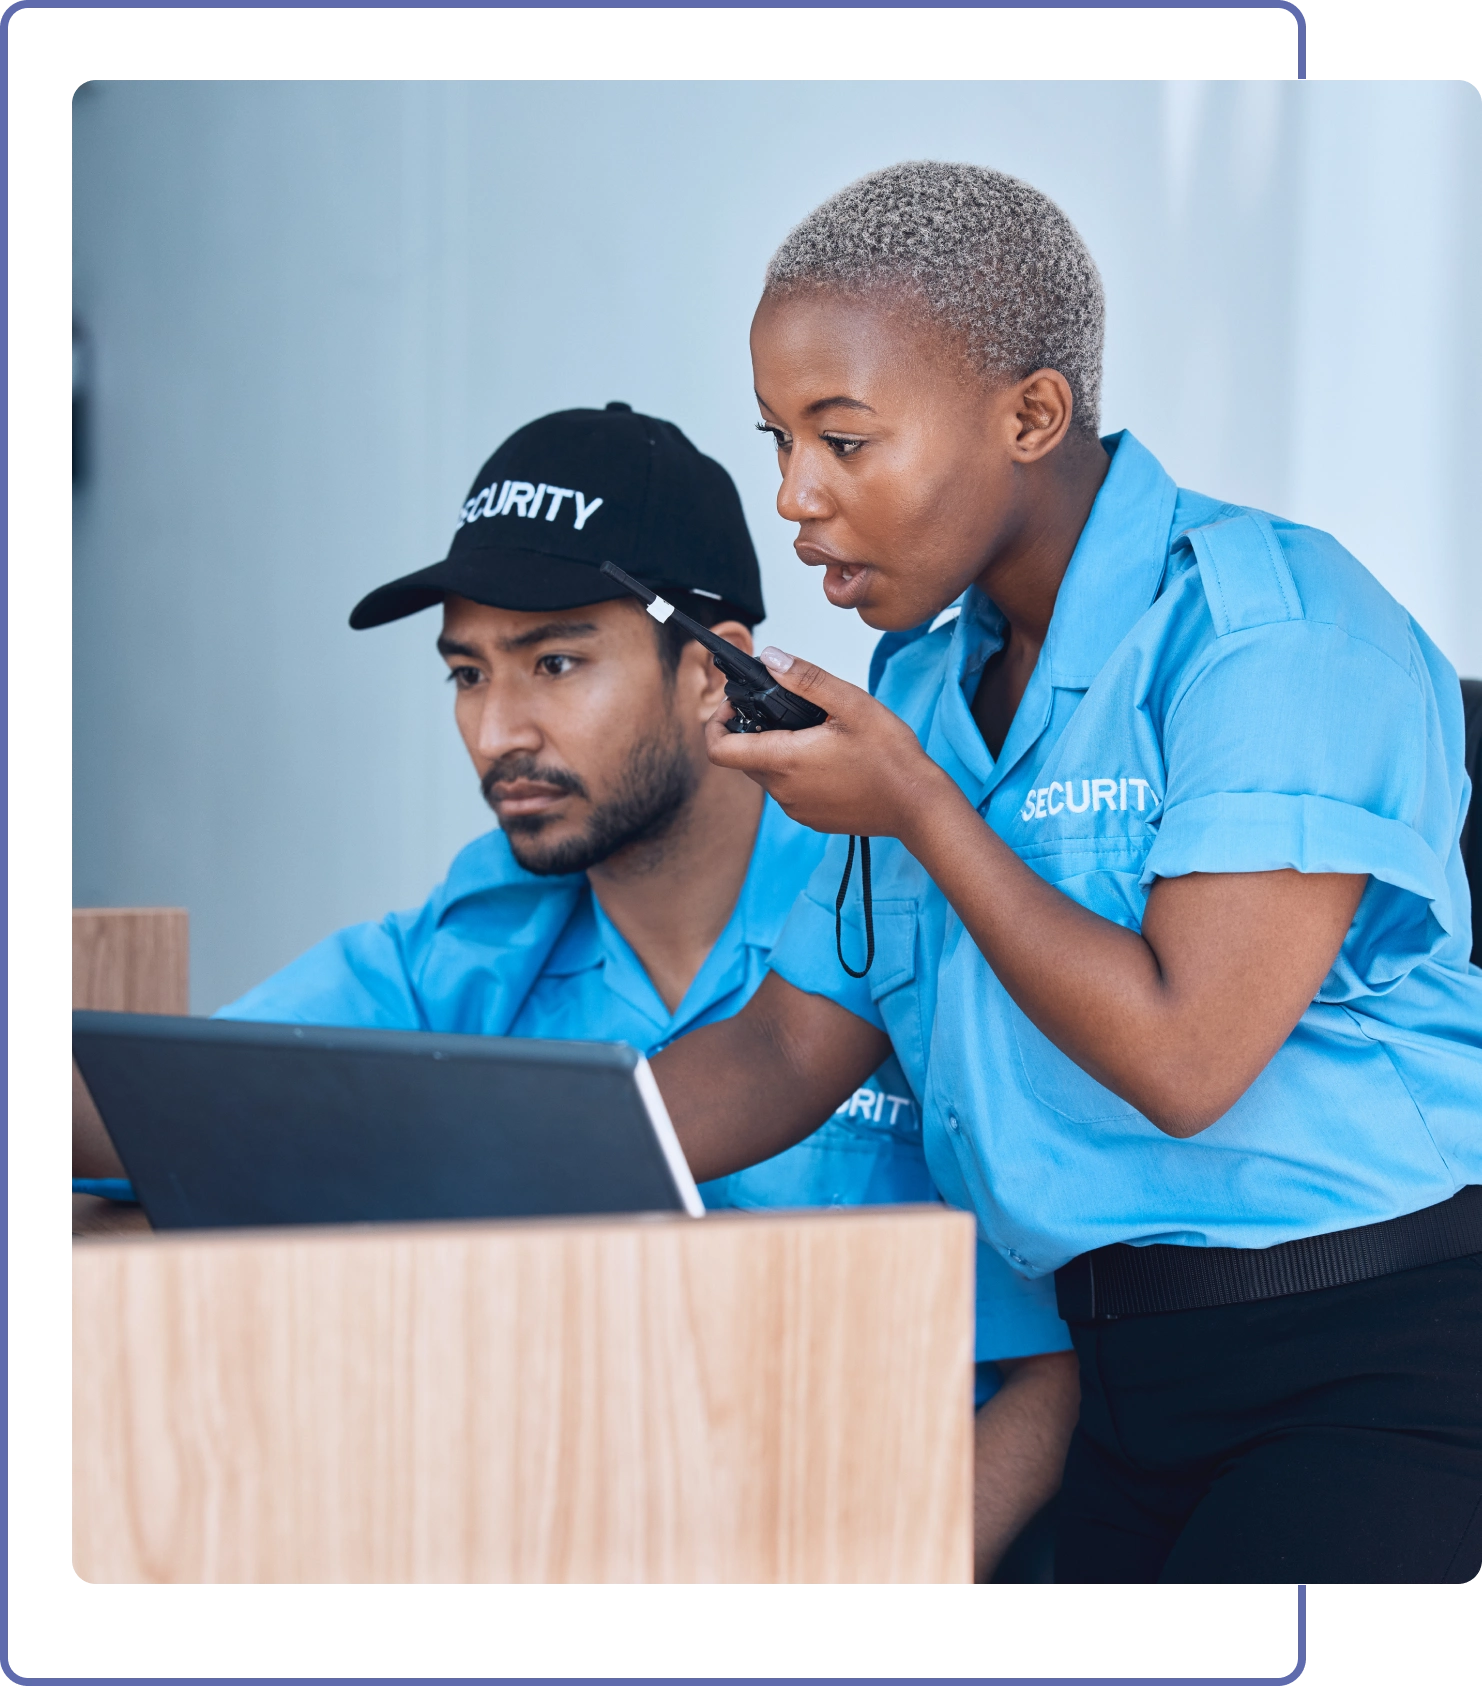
[219,794,1070,1367]
[770,430,1482,1278]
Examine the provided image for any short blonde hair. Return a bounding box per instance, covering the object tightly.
[765,161,1105,436]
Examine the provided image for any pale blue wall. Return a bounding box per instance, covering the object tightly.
[72,81,1482,1011]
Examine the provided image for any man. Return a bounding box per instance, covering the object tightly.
[221,401,1079,1579]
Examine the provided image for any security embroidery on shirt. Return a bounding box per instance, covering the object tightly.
[835,1082,915,1127]
[1019,776,1161,824]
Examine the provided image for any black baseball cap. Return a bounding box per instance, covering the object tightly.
[349,402,766,630]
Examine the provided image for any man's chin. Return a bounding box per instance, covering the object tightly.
[501,819,588,877]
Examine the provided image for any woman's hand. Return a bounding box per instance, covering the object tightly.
[705,647,960,840]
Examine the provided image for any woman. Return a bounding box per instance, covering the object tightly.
[652,162,1482,1583]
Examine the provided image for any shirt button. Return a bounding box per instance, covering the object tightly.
[947,1111,960,1133]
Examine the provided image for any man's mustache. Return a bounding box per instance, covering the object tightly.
[480,754,588,807]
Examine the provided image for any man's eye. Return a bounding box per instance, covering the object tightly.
[755,420,790,450]
[446,665,482,689]
[822,434,865,458]
[537,653,579,677]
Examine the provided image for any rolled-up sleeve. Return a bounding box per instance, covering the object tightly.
[1142,619,1456,995]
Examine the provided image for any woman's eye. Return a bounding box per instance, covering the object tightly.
[755,420,790,450]
[537,653,578,677]
[822,434,865,458]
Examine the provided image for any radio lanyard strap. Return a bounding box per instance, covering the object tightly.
[834,835,875,978]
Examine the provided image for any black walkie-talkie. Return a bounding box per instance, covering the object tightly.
[600,561,828,734]
[602,562,871,978]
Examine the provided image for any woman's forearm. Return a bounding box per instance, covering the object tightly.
[703,659,1365,1137]
[898,770,1365,1135]
[900,774,1169,1101]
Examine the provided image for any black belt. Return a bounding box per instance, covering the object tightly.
[1055,1184,1482,1321]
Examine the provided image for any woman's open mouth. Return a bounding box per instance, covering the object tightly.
[795,539,876,609]
[820,559,873,609]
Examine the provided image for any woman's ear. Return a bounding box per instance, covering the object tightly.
[1010,369,1075,462]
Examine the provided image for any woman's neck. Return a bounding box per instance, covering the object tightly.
[974,430,1111,642]
[968,432,1110,758]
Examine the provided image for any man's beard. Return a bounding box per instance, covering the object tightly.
[481,727,698,877]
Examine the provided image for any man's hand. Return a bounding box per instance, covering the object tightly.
[974,1350,1080,1582]
[650,972,891,1183]
[705,647,953,840]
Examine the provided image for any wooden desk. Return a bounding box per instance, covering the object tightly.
[72,1193,151,1239]
[73,908,188,1178]
[74,1205,974,1583]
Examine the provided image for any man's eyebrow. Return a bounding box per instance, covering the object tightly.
[498,620,601,652]
[436,622,602,659]
[435,635,481,660]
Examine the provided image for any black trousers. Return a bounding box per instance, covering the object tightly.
[1055,1251,1482,1583]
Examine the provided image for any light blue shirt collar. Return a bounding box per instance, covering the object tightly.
[926,431,1179,807]
[524,795,797,1039]
[1043,430,1180,689]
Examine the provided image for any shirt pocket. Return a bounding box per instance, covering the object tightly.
[1003,851,1152,1123]
[864,900,927,1097]
[1021,849,1152,930]
[1010,1006,1145,1124]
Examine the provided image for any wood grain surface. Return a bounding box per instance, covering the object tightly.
[74,1206,974,1583]
[73,907,189,1014]
[73,908,189,1177]
[72,1193,152,1239]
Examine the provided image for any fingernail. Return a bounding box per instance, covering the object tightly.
[760,646,794,673]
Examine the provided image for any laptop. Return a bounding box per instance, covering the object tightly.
[71,1011,704,1229]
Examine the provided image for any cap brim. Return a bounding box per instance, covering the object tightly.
[349,548,631,630]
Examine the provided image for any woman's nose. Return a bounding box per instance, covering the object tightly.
[776,449,834,525]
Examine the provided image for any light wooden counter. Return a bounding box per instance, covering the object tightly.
[74,1204,974,1583]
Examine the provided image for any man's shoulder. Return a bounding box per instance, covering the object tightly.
[216,829,587,1032]
[392,829,588,1031]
